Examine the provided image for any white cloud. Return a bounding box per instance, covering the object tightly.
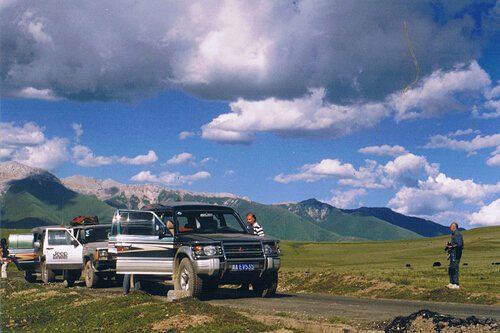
[388,173,500,216]
[326,189,366,209]
[72,145,116,167]
[390,61,491,121]
[274,158,381,189]
[179,131,196,140]
[486,153,500,167]
[1,122,46,146]
[118,150,158,165]
[358,145,408,157]
[202,88,388,144]
[73,147,158,167]
[424,132,500,155]
[72,123,83,142]
[167,153,196,166]
[379,154,439,188]
[130,170,210,186]
[469,199,500,226]
[0,122,69,170]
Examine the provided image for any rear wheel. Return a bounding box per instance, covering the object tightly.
[85,260,99,288]
[41,262,55,283]
[175,258,203,298]
[25,270,37,283]
[252,271,278,298]
[63,270,80,288]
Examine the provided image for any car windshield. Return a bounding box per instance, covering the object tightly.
[175,210,247,234]
[83,227,111,243]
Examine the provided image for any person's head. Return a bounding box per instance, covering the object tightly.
[450,222,458,232]
[246,213,256,225]
[1,238,6,247]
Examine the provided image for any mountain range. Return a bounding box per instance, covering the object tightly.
[0,161,451,241]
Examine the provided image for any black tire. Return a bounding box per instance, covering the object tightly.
[252,271,278,298]
[25,270,37,283]
[41,262,55,283]
[175,258,203,298]
[63,270,80,288]
[85,260,99,288]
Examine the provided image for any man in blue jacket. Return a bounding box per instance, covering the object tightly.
[445,222,463,289]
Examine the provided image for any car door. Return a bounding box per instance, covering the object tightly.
[109,210,175,276]
[44,228,83,270]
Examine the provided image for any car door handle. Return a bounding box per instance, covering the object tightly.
[46,247,54,250]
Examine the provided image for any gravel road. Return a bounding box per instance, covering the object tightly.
[208,290,500,327]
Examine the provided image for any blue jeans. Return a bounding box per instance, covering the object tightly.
[123,274,141,294]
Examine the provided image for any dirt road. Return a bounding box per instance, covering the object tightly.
[208,291,500,323]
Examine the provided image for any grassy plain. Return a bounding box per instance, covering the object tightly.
[279,225,500,304]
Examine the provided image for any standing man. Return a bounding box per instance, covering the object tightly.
[446,222,463,289]
[246,213,264,237]
[1,238,10,279]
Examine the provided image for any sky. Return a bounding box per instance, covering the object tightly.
[1,1,500,229]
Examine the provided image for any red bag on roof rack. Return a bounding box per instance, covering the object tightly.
[70,216,99,226]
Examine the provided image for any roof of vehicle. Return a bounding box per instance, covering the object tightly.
[70,224,112,230]
[141,201,235,211]
[31,225,68,233]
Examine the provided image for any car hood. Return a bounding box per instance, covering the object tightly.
[176,233,271,243]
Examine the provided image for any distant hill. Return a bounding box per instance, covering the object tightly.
[275,199,423,241]
[1,162,447,241]
[0,162,115,228]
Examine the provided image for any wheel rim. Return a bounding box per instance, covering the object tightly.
[180,267,190,291]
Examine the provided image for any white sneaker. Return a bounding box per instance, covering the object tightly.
[449,284,460,289]
[446,283,454,288]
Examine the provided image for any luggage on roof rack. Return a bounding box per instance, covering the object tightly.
[70,216,99,226]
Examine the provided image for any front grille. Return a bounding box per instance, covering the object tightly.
[222,241,263,260]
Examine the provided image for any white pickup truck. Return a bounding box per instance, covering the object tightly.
[10,226,82,286]
[9,224,115,287]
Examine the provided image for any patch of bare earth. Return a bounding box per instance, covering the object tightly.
[151,314,213,332]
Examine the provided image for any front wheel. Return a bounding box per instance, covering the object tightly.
[174,258,203,298]
[252,271,278,298]
[85,261,99,288]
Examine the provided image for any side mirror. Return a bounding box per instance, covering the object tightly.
[72,240,79,247]
[34,241,41,249]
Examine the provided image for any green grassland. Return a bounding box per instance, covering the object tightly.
[279,225,500,304]
[2,225,499,307]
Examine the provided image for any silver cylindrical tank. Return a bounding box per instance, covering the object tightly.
[8,234,35,249]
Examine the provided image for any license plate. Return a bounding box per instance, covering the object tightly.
[232,264,254,271]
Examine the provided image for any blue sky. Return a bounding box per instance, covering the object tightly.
[2,1,500,228]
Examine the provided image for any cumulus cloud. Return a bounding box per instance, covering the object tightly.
[0,122,69,170]
[358,145,408,157]
[130,170,210,186]
[179,131,196,140]
[389,61,491,121]
[424,132,500,162]
[167,153,196,166]
[72,123,83,142]
[274,153,439,190]
[388,173,500,216]
[118,150,158,165]
[72,146,158,167]
[2,1,496,104]
[72,145,116,167]
[326,189,366,209]
[202,88,388,144]
[469,199,500,226]
[274,158,381,189]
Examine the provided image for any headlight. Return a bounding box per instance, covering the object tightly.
[193,245,219,256]
[264,243,279,255]
[95,249,108,260]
